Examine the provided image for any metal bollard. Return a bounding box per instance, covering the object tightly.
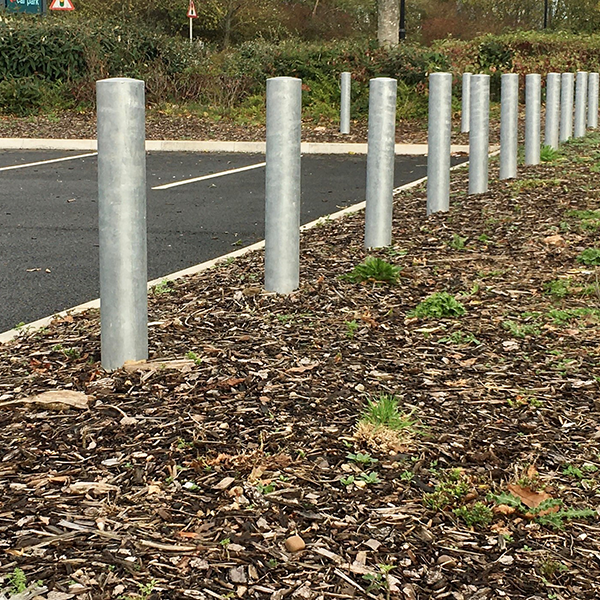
[340,72,351,135]
[525,74,541,166]
[461,72,472,134]
[499,73,519,180]
[559,72,574,143]
[588,73,599,129]
[97,78,148,371]
[468,74,490,195]
[427,72,452,215]
[365,77,397,248]
[574,71,588,138]
[264,77,302,294]
[545,73,561,149]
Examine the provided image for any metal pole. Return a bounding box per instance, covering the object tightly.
[399,0,406,40]
[545,72,560,149]
[97,78,148,371]
[365,77,397,248]
[264,77,302,294]
[500,73,518,180]
[340,72,351,135]
[559,72,574,143]
[525,73,541,166]
[574,71,588,138]
[468,74,490,195]
[427,72,452,215]
[461,72,472,134]
[588,72,599,129]
[189,18,192,42]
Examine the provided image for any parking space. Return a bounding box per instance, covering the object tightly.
[0,149,461,332]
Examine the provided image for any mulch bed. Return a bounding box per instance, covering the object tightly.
[1,134,600,600]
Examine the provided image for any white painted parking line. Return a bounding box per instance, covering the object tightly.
[0,152,98,172]
[152,161,267,190]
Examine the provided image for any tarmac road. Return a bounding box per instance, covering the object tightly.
[0,150,465,333]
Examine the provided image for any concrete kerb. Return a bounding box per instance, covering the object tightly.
[0,137,471,155]
[0,155,481,346]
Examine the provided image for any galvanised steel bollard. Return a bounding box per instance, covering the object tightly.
[545,72,561,150]
[499,73,518,180]
[560,72,574,143]
[264,77,302,294]
[97,77,148,371]
[427,72,452,215]
[574,71,588,138]
[525,74,541,166]
[340,72,351,135]
[468,74,490,195]
[365,77,397,248]
[588,73,599,129]
[461,72,472,134]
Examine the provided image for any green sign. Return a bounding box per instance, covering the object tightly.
[4,0,45,14]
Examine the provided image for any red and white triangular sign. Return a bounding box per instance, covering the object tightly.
[49,0,75,10]
[187,0,198,18]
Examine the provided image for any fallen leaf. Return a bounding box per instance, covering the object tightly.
[507,483,551,509]
[493,504,516,515]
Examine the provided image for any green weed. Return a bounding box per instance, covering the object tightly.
[362,564,395,593]
[360,394,414,431]
[342,257,401,285]
[423,468,470,511]
[439,330,480,345]
[345,319,359,338]
[448,233,467,250]
[540,144,559,162]
[502,320,540,338]
[186,351,202,365]
[453,502,494,527]
[8,568,28,594]
[543,278,571,298]
[152,279,174,295]
[409,292,466,319]
[577,248,600,266]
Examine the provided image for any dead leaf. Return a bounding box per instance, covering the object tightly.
[507,483,551,509]
[0,390,91,411]
[543,234,566,247]
[67,481,120,495]
[493,504,516,515]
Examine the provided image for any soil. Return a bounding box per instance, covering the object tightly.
[1,126,600,600]
[0,111,497,146]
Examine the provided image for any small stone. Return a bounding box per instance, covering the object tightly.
[284,535,306,552]
[437,554,457,569]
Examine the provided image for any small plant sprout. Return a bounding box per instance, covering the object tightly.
[345,319,359,338]
[448,233,467,250]
[342,256,401,285]
[540,144,559,162]
[220,537,231,549]
[360,471,382,485]
[346,451,378,465]
[186,351,202,365]
[8,568,28,594]
[362,564,395,593]
[409,292,466,319]
[152,279,173,295]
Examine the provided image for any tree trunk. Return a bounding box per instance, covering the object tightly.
[378,0,400,47]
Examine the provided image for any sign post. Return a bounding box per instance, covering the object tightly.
[187,0,198,42]
[49,0,75,10]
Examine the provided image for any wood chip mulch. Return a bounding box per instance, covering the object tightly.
[1,133,600,600]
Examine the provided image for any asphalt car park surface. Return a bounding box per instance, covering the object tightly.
[0,150,466,333]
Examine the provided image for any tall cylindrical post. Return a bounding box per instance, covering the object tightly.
[468,74,490,195]
[427,73,452,215]
[340,72,351,134]
[364,77,397,248]
[545,72,561,149]
[499,73,519,180]
[588,72,599,129]
[560,72,574,143]
[461,72,472,134]
[264,77,302,294]
[525,74,541,166]
[574,71,588,138]
[97,78,148,371]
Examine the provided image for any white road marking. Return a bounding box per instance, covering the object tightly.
[0,152,98,172]
[152,161,267,190]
